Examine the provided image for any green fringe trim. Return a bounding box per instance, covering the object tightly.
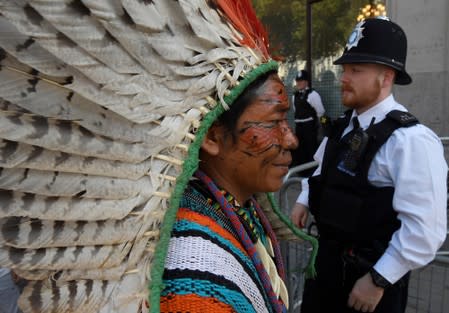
[266,193,318,279]
[148,60,315,311]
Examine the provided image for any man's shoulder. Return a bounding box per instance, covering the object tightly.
[386,110,418,127]
[383,109,440,138]
[387,119,442,151]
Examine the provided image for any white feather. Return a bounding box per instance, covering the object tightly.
[19,279,116,313]
[0,110,156,163]
[178,0,233,46]
[0,139,153,179]
[121,0,167,31]
[29,0,143,74]
[0,15,70,77]
[0,3,130,85]
[0,190,148,221]
[0,214,159,248]
[0,167,153,198]
[82,0,173,77]
[0,241,133,270]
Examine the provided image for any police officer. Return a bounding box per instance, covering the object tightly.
[291,70,325,171]
[291,17,447,313]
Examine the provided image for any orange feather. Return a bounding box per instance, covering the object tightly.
[214,0,270,59]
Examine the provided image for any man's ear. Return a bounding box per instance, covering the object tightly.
[382,67,396,87]
[200,124,223,156]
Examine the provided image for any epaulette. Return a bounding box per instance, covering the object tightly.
[386,110,419,127]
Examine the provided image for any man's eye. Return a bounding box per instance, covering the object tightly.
[259,122,275,128]
[273,119,288,125]
[265,120,281,127]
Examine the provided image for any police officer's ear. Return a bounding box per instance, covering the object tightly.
[381,66,396,87]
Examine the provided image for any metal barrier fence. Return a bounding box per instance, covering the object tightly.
[278,162,319,312]
[278,136,449,312]
[278,161,317,312]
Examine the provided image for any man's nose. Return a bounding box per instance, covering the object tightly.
[340,70,350,84]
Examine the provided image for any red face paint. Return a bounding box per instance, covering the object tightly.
[239,120,292,155]
[237,77,296,156]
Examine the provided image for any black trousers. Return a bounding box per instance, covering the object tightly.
[291,120,318,172]
[301,240,410,313]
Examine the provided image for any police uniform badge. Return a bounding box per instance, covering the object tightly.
[346,20,365,51]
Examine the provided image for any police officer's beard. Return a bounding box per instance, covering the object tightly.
[341,79,382,111]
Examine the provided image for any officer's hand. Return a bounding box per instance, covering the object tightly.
[347,273,384,312]
[290,203,308,228]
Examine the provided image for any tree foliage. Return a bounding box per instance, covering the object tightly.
[253,0,370,62]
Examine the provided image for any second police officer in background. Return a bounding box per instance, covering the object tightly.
[291,70,326,173]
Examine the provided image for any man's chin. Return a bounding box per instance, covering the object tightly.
[341,92,356,106]
[342,99,356,109]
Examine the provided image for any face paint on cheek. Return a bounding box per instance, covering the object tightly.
[239,124,283,156]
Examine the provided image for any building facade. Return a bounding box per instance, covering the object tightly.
[389,0,449,140]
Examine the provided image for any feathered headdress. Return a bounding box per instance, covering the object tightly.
[0,1,317,312]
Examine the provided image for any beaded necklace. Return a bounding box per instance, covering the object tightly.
[211,190,267,246]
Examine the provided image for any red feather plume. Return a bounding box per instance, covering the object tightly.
[214,0,270,59]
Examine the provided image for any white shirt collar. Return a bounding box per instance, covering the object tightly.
[351,94,406,129]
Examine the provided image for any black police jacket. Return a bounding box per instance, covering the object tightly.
[294,88,317,121]
[308,109,419,249]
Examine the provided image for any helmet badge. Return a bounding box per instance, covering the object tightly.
[346,20,365,51]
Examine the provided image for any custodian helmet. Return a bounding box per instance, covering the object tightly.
[334,17,412,85]
[295,69,310,81]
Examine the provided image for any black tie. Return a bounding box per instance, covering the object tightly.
[338,116,365,174]
[341,116,360,142]
[351,116,360,130]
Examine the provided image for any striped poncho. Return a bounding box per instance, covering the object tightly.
[160,175,288,313]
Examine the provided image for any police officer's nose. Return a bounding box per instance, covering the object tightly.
[281,122,298,150]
